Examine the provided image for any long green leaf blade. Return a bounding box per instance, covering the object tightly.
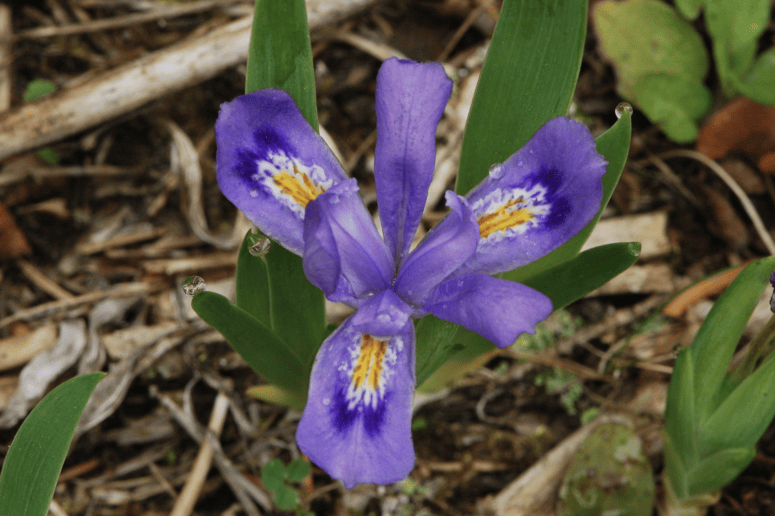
[0,372,104,516]
[244,0,325,369]
[246,0,317,128]
[456,0,587,195]
[691,256,775,420]
[192,291,308,394]
[236,231,271,326]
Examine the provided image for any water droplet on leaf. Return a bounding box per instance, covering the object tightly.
[249,236,271,257]
[615,102,633,119]
[488,164,504,179]
[183,276,206,296]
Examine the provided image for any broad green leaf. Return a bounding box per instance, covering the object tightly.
[236,231,271,326]
[632,73,712,143]
[265,244,325,367]
[0,372,104,516]
[594,0,709,101]
[521,242,641,312]
[737,48,775,105]
[690,256,775,419]
[191,291,308,394]
[287,458,312,483]
[705,0,768,92]
[244,0,325,373]
[701,344,775,454]
[503,107,632,282]
[675,0,705,19]
[246,0,317,129]
[261,458,287,491]
[455,0,587,195]
[274,484,299,510]
[686,447,756,496]
[22,79,56,103]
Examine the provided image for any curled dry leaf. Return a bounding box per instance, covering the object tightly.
[0,201,31,260]
[0,319,87,428]
[696,97,775,173]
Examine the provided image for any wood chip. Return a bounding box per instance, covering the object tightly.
[0,322,58,371]
[590,263,675,295]
[582,211,671,259]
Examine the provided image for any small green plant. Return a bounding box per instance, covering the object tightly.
[662,256,775,514]
[594,0,774,142]
[260,458,314,514]
[22,79,59,165]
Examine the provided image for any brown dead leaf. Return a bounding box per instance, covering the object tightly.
[702,186,750,251]
[0,201,31,259]
[696,97,775,173]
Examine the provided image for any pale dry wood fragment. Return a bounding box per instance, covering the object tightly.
[0,322,58,371]
[0,4,11,111]
[0,0,378,161]
[590,263,675,296]
[582,211,671,259]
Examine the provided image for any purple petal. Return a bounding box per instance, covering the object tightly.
[296,316,415,489]
[422,274,552,348]
[303,179,393,306]
[216,89,347,255]
[393,192,479,306]
[350,290,414,337]
[461,117,607,275]
[374,58,453,266]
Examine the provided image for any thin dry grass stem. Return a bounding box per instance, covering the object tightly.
[662,262,749,318]
[76,227,167,255]
[170,390,231,516]
[0,282,151,330]
[661,149,775,255]
[343,129,377,174]
[16,258,74,300]
[16,0,240,39]
[148,462,179,499]
[333,31,407,61]
[435,3,486,62]
[641,153,703,208]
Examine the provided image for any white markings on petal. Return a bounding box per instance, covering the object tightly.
[472,183,552,242]
[251,150,333,216]
[338,333,400,411]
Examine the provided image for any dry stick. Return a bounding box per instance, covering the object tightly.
[0,282,150,330]
[435,3,485,62]
[661,149,775,255]
[0,4,11,112]
[170,391,230,516]
[16,258,74,300]
[16,0,240,39]
[0,0,378,161]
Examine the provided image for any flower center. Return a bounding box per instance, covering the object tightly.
[351,335,388,391]
[273,167,325,208]
[477,197,533,238]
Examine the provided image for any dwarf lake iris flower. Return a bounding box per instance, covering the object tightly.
[215,58,607,488]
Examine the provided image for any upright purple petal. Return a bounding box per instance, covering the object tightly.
[422,274,552,348]
[393,192,479,306]
[216,89,347,255]
[303,179,393,306]
[374,58,453,267]
[296,317,415,489]
[460,117,607,276]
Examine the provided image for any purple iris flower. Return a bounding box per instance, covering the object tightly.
[215,58,607,488]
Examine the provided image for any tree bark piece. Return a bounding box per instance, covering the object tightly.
[0,0,376,161]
